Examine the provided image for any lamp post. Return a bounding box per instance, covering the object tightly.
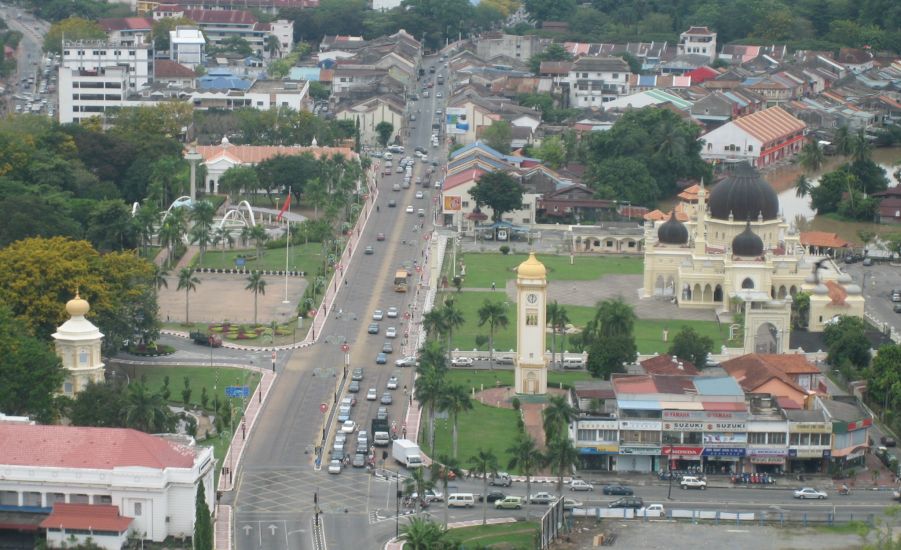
[185,148,203,200]
[395,472,401,538]
[667,444,674,500]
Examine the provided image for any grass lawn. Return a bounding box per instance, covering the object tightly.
[116,364,261,413]
[460,253,642,288]
[192,242,327,274]
[634,318,735,354]
[446,521,539,548]
[422,400,521,473]
[446,369,595,392]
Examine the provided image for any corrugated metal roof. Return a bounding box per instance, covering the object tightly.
[733,106,806,144]
[693,376,744,396]
[616,399,661,410]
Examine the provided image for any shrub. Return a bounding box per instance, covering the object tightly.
[511,397,521,410]
[499,245,510,255]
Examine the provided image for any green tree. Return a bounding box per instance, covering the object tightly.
[477,300,509,368]
[584,297,636,347]
[587,334,636,379]
[868,345,901,421]
[791,291,811,330]
[506,433,544,520]
[245,271,267,326]
[182,376,192,409]
[468,171,524,223]
[189,200,216,263]
[416,364,445,452]
[799,140,825,173]
[440,299,465,361]
[133,202,160,255]
[402,466,434,516]
[430,454,463,527]
[219,165,260,203]
[542,394,577,445]
[810,169,855,214]
[668,326,714,369]
[177,268,201,325]
[469,449,499,525]
[124,382,173,433]
[44,17,105,54]
[194,480,213,550]
[159,209,187,268]
[398,516,449,549]
[86,199,135,251]
[525,0,576,22]
[536,136,566,169]
[249,224,269,260]
[69,381,128,427]
[794,175,813,198]
[547,301,570,369]
[438,384,473,458]
[481,120,513,154]
[588,156,659,206]
[422,309,447,341]
[545,435,579,498]
[824,315,872,372]
[375,121,394,147]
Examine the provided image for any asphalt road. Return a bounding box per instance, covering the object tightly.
[232,55,450,550]
[841,261,901,335]
[0,4,51,114]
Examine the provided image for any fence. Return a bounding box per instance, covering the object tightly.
[538,499,565,549]
[572,506,875,527]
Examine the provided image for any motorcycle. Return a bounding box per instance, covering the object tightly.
[838,485,851,496]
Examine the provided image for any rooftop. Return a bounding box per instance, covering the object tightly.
[40,504,132,533]
[571,56,630,73]
[639,354,699,375]
[182,9,257,26]
[732,106,806,144]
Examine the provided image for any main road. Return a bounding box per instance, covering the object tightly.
[232,54,450,550]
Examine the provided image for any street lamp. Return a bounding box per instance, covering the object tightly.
[666,444,674,500]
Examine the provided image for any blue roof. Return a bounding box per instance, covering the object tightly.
[616,399,661,410]
[450,140,505,160]
[448,155,508,172]
[198,75,253,91]
[692,376,744,396]
[289,67,321,81]
[206,68,235,77]
[721,91,748,108]
[638,75,657,87]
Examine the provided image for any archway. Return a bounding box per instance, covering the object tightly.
[693,284,702,302]
[771,285,776,299]
[713,284,723,302]
[655,275,665,296]
[789,285,798,297]
[665,276,675,297]
[682,283,692,301]
[703,284,713,302]
[754,322,779,354]
[741,278,754,289]
[777,286,787,299]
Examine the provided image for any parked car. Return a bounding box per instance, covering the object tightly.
[328,459,342,474]
[609,496,644,509]
[396,356,418,367]
[348,381,360,393]
[794,487,828,499]
[680,476,707,490]
[570,480,594,492]
[341,420,356,433]
[478,491,506,503]
[495,496,523,510]
[882,436,897,447]
[451,357,474,367]
[602,485,633,495]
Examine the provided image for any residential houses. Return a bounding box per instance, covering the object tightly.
[562,56,632,108]
[698,106,807,167]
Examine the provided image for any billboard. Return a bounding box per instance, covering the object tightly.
[443,196,462,211]
[445,107,469,135]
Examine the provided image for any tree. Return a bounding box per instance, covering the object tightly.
[794,175,813,198]
[440,299,465,361]
[525,0,576,23]
[133,203,160,255]
[0,305,64,423]
[545,435,579,497]
[422,309,447,341]
[587,156,659,206]
[181,376,192,408]
[212,226,235,262]
[194,481,213,550]
[416,365,445,452]
[668,326,714,369]
[219,166,260,203]
[536,136,566,168]
[403,466,434,516]
[374,121,394,147]
[398,516,449,549]
[249,224,269,260]
[824,315,872,372]
[833,126,852,156]
[869,345,901,421]
[438,384,473,458]
[799,140,825,173]
[68,381,128,427]
[430,454,463,527]
[469,449,499,525]
[542,394,577,445]
[245,271,267,326]
[468,171,524,223]
[587,334,636,379]
[585,297,636,345]
[477,300,509,368]
[86,200,135,251]
[151,17,196,50]
[507,433,544,520]
[481,120,513,154]
[547,301,570,369]
[124,382,173,433]
[810,169,856,214]
[44,17,105,54]
[177,268,201,325]
[189,200,216,263]
[159,209,187,268]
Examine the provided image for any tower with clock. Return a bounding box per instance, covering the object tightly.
[52,292,106,397]
[515,252,548,395]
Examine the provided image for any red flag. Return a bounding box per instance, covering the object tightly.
[276,194,292,221]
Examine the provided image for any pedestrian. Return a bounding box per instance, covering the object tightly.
[491,281,496,291]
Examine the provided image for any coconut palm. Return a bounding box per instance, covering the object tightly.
[176,268,200,325]
[584,297,635,347]
[798,140,825,174]
[133,203,159,254]
[240,225,252,248]
[212,226,235,262]
[545,435,579,498]
[189,200,216,262]
[833,126,852,156]
[398,516,449,549]
[469,449,499,525]
[440,299,465,362]
[430,454,464,527]
[152,265,169,291]
[124,382,172,433]
[477,300,508,368]
[422,309,447,341]
[542,394,577,444]
[794,175,813,198]
[415,365,445,452]
[249,224,268,259]
[245,271,267,326]
[418,340,448,374]
[437,384,473,458]
[507,433,544,520]
[547,301,570,369]
[402,466,434,516]
[158,209,187,268]
[850,129,873,165]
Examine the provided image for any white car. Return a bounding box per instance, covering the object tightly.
[334,433,347,446]
[562,498,583,510]
[387,306,399,318]
[451,357,474,367]
[396,356,418,367]
[528,492,553,505]
[386,326,397,338]
[328,459,343,474]
[679,476,707,490]
[411,489,444,502]
[341,420,356,433]
[569,479,594,492]
[794,487,828,499]
[372,309,384,321]
[637,504,665,517]
[366,387,378,400]
[387,376,399,390]
[405,205,414,213]
[415,191,424,199]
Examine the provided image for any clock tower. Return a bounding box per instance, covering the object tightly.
[515,253,548,395]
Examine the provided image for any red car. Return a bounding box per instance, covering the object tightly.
[376,233,386,241]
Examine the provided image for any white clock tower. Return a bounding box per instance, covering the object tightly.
[53,292,105,397]
[515,253,548,395]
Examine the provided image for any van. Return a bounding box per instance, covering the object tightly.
[447,493,475,508]
[489,473,512,486]
[562,357,584,369]
[495,496,522,510]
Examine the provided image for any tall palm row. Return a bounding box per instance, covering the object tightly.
[546,301,570,369]
[477,300,508,368]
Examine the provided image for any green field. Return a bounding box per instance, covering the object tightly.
[446,369,595,392]
[115,364,261,413]
[192,242,328,274]
[422,400,522,473]
[440,291,731,354]
[445,521,539,548]
[459,253,642,288]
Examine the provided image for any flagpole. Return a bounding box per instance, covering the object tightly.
[283,187,291,304]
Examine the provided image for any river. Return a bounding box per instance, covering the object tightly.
[769,147,901,222]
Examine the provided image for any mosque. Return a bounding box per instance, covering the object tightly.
[641,162,864,353]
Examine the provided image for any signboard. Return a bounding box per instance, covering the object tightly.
[661,446,703,456]
[577,420,618,430]
[618,420,662,431]
[663,410,748,421]
[225,386,250,398]
[789,448,829,458]
[703,432,747,444]
[663,421,705,432]
[747,448,787,457]
[578,444,619,455]
[235,257,246,267]
[443,196,462,211]
[662,421,747,432]
[445,107,468,135]
[751,456,785,464]
[790,422,831,433]
[702,447,746,457]
[619,446,661,455]
[341,344,350,353]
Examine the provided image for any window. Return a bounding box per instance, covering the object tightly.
[748,145,754,152]
[741,278,754,289]
[748,432,766,445]
[577,429,595,441]
[768,432,786,445]
[134,502,142,516]
[613,73,619,79]
[70,494,90,504]
[23,492,42,507]
[525,309,538,326]
[94,495,113,505]
[49,493,66,505]
[462,201,469,208]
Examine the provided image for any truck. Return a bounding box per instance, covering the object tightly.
[372,418,391,447]
[392,439,423,468]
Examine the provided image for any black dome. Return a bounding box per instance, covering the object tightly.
[657,211,689,245]
[732,220,764,257]
[708,163,779,221]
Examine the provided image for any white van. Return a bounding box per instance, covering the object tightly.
[562,357,584,369]
[447,493,475,508]
[384,152,393,160]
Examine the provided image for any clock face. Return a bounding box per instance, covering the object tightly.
[526,293,538,304]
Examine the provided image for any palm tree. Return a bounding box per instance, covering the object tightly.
[398,516,449,549]
[477,300,508,368]
[542,394,577,444]
[249,224,268,259]
[124,382,172,433]
[798,140,825,174]
[152,265,169,291]
[422,309,447,341]
[469,449,499,525]
[585,297,635,347]
[245,271,267,326]
[507,433,544,520]
[403,466,434,516]
[158,209,186,268]
[189,200,216,263]
[212,226,235,262]
[794,175,813,198]
[850,129,873,165]
[833,126,852,157]
[133,203,159,255]
[418,340,448,374]
[441,299,465,362]
[176,268,200,325]
[415,365,445,452]
[545,435,579,498]
[546,301,570,369]
[437,384,473,458]
[431,454,464,527]
[240,225,252,248]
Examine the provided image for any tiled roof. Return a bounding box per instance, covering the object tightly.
[539,61,572,74]
[683,26,713,35]
[721,353,821,375]
[193,144,356,165]
[732,106,806,144]
[40,504,132,532]
[800,231,850,249]
[720,355,810,399]
[154,59,196,79]
[0,425,195,470]
[99,17,152,32]
[639,354,699,375]
[443,168,486,191]
[182,9,257,25]
[571,56,630,73]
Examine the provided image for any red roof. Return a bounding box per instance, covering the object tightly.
[182,9,257,25]
[443,168,486,191]
[686,66,719,84]
[684,26,713,35]
[0,425,196,470]
[41,504,132,533]
[155,59,196,79]
[800,231,849,249]
[99,17,153,32]
[639,354,699,375]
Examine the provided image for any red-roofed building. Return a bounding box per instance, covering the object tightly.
[98,17,153,46]
[42,504,132,550]
[153,8,293,59]
[699,106,806,167]
[154,59,197,87]
[639,354,699,375]
[800,231,850,255]
[685,66,719,85]
[0,424,214,542]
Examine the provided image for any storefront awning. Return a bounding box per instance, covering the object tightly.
[659,401,704,410]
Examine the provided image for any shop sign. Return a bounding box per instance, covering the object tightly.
[702,447,746,457]
[577,443,619,455]
[789,448,828,458]
[748,448,787,457]
[577,420,618,430]
[619,446,661,455]
[661,446,703,456]
[662,421,705,431]
[663,410,748,421]
[710,422,746,431]
[750,456,786,464]
[618,420,662,431]
[703,432,747,444]
[790,422,831,433]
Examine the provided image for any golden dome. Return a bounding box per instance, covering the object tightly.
[66,292,90,317]
[517,252,546,280]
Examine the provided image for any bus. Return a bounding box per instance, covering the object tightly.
[394,270,409,292]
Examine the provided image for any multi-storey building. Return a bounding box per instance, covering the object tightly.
[677,26,717,62]
[562,56,631,108]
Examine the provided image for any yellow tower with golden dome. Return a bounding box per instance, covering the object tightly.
[515,252,548,395]
[52,292,105,397]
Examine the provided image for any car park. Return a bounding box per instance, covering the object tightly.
[368,323,379,334]
[380,392,393,405]
[348,381,360,393]
[366,388,378,400]
[794,487,828,499]
[373,310,384,320]
[680,476,707,490]
[609,496,644,509]
[328,459,343,474]
[495,496,523,510]
[451,357,474,367]
[528,492,553,505]
[386,326,397,338]
[387,376,399,389]
[376,352,388,364]
[382,342,394,354]
[570,480,594,491]
[602,484,632,495]
[387,306,399,318]
[364,246,374,255]
[341,420,356,433]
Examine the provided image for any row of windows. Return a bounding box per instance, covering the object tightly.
[72,94,121,101]
[790,432,831,446]
[714,143,754,152]
[72,82,121,89]
[577,429,620,442]
[577,72,621,79]
[578,431,831,447]
[747,432,787,445]
[0,490,112,507]
[64,50,138,56]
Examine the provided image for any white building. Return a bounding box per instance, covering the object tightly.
[372,0,402,10]
[190,79,310,112]
[53,293,105,397]
[563,56,631,108]
[677,26,717,63]
[266,20,295,58]
[336,95,404,146]
[170,26,205,68]
[0,423,215,543]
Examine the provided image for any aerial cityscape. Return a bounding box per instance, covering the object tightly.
[0,0,900,549]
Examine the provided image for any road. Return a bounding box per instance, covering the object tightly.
[0,3,51,115]
[232,54,451,550]
[841,261,901,335]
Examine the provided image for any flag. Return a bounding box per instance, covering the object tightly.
[276,194,292,221]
